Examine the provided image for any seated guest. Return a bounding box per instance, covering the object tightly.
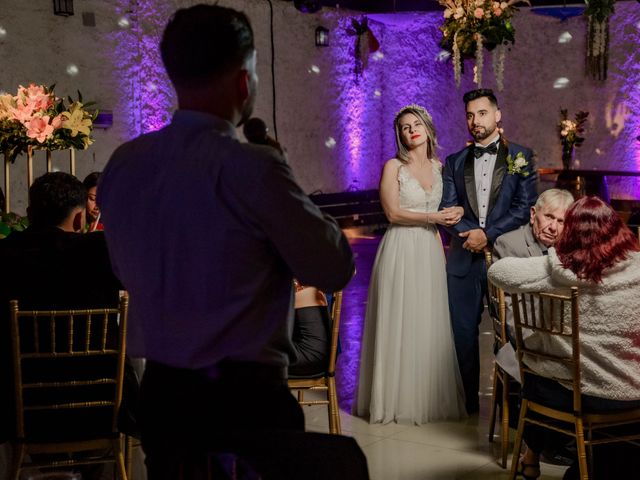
[83,171,103,232]
[493,188,574,260]
[492,188,574,377]
[0,172,139,477]
[288,281,331,377]
[488,196,640,479]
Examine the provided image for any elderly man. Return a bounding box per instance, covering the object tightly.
[494,188,574,260]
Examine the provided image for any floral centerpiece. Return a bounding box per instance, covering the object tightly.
[438,0,530,89]
[0,84,97,163]
[558,108,589,169]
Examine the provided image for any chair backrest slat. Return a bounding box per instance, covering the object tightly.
[511,287,581,412]
[9,295,129,439]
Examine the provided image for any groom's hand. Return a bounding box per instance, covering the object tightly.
[459,229,487,252]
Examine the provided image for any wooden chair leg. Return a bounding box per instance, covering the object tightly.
[500,375,510,469]
[125,435,133,479]
[10,442,25,480]
[574,419,589,480]
[327,376,341,435]
[509,399,528,480]
[488,364,499,442]
[113,437,129,480]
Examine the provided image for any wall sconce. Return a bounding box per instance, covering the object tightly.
[53,0,74,17]
[315,26,329,47]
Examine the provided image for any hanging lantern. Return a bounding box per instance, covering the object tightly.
[53,0,74,17]
[315,26,329,47]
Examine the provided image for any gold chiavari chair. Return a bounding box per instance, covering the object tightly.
[509,288,640,480]
[9,295,131,480]
[288,290,343,435]
[485,251,514,468]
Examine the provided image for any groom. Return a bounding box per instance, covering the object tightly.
[440,89,537,414]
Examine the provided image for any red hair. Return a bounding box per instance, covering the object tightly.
[555,196,640,283]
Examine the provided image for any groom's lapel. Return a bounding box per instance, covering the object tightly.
[463,147,479,219]
[488,141,507,215]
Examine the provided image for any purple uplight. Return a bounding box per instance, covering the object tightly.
[108,1,174,139]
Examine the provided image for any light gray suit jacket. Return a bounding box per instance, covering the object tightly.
[493,224,546,260]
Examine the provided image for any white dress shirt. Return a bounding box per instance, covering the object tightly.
[474,133,500,228]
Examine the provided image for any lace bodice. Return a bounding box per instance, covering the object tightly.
[397,160,443,213]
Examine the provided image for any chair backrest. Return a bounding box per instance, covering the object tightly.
[326,290,343,375]
[485,252,508,347]
[10,294,129,441]
[510,288,581,411]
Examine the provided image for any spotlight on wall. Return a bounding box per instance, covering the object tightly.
[294,0,321,13]
[315,26,329,47]
[53,0,74,17]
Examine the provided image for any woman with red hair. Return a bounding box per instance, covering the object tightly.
[488,196,640,479]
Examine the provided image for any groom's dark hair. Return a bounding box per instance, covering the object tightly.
[463,89,498,108]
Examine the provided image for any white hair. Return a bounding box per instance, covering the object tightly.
[535,188,574,211]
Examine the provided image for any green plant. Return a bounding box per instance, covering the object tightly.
[0,212,29,239]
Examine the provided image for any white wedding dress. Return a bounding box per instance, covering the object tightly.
[355,160,467,424]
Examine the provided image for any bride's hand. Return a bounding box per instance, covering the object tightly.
[440,206,463,225]
[427,210,459,226]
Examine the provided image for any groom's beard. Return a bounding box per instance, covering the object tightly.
[470,124,497,142]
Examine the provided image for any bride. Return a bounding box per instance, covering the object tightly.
[355,104,467,424]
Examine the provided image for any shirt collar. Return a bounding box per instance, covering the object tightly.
[172,110,238,140]
[474,133,500,148]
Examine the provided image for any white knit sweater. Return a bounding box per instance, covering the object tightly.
[488,249,640,401]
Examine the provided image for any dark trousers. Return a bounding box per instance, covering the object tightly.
[447,256,487,413]
[140,361,305,480]
[522,374,640,479]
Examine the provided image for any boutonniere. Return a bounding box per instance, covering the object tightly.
[506,151,529,177]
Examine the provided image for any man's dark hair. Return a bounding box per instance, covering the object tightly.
[463,89,499,108]
[83,171,101,191]
[160,4,254,89]
[28,172,87,228]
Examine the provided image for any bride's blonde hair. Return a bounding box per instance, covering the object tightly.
[393,104,439,164]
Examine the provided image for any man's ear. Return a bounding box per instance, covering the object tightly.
[72,210,84,232]
[530,206,536,225]
[495,108,502,124]
[237,69,250,103]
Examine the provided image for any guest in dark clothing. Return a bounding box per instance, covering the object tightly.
[289,282,331,377]
[0,172,139,477]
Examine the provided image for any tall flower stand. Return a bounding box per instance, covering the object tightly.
[3,147,76,213]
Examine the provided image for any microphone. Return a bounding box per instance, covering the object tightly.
[243,118,285,156]
[243,118,269,145]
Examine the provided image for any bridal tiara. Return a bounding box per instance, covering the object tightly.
[395,104,433,122]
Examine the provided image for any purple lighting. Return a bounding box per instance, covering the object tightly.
[109,1,174,139]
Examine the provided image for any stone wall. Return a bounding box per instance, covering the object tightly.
[1,0,639,213]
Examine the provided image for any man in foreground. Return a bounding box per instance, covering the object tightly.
[99,4,355,478]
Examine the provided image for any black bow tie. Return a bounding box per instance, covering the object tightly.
[473,142,498,158]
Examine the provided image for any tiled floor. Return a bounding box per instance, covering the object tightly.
[310,232,569,480]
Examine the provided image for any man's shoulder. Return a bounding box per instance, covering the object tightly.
[445,144,472,163]
[505,141,533,156]
[496,225,529,243]
[494,225,532,258]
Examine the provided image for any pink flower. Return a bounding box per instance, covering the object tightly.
[10,101,37,124]
[25,115,54,143]
[494,7,503,15]
[474,7,484,18]
[51,114,64,130]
